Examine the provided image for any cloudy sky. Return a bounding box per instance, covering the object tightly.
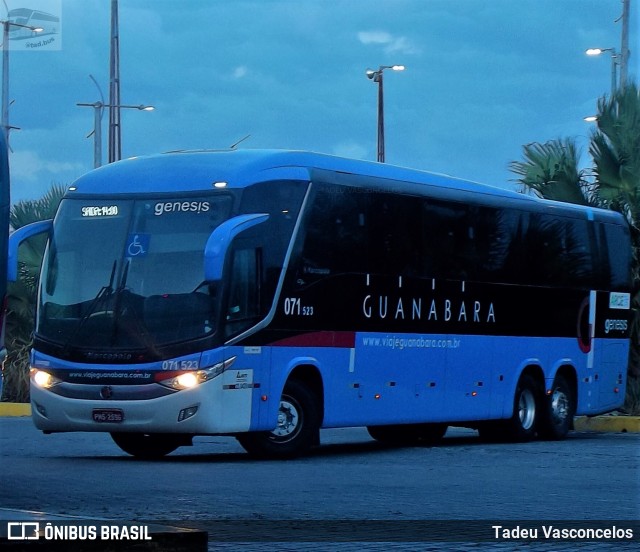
[5,0,639,203]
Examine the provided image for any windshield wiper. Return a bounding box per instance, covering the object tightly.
[108,260,155,352]
[60,261,117,355]
[110,259,129,345]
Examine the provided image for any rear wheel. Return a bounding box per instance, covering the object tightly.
[478,374,541,443]
[367,423,447,445]
[110,432,186,459]
[236,379,321,459]
[504,374,541,442]
[539,374,575,440]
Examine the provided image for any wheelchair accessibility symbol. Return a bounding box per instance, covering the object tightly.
[125,234,150,257]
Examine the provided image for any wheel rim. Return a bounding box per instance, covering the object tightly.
[270,395,302,443]
[518,388,536,430]
[550,388,569,425]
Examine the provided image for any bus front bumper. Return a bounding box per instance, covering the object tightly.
[29,373,255,435]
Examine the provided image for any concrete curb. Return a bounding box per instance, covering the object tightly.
[0,403,31,416]
[1,402,639,432]
[573,415,640,433]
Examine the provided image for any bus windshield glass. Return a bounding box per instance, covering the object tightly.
[37,195,233,351]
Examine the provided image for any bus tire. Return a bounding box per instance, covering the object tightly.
[480,375,541,442]
[504,374,541,442]
[367,423,447,445]
[110,432,184,459]
[538,374,575,440]
[236,379,321,459]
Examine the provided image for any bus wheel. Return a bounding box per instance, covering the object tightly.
[505,374,540,442]
[110,432,183,459]
[236,379,321,459]
[539,374,575,440]
[367,423,447,445]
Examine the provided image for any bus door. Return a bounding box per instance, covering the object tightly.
[221,244,271,432]
[593,290,630,411]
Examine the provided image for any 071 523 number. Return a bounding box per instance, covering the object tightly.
[283,298,314,316]
[162,360,199,371]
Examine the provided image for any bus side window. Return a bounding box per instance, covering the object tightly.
[368,193,422,277]
[564,219,594,289]
[421,200,476,281]
[225,248,261,337]
[509,213,565,287]
[296,187,368,285]
[601,223,632,290]
[476,207,519,283]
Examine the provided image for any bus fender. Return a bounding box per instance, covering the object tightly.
[284,357,321,382]
[503,360,544,417]
[546,361,576,394]
[259,357,322,431]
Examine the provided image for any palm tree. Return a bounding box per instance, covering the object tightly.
[590,84,640,411]
[508,138,596,205]
[511,83,640,413]
[2,184,66,402]
[590,83,640,232]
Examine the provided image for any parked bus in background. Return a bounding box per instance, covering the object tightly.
[7,8,59,38]
[9,150,632,458]
[0,132,9,397]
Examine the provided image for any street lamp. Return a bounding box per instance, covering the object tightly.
[585,47,620,96]
[77,101,154,168]
[366,64,405,163]
[1,20,43,144]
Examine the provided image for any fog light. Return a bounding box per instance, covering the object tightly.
[178,405,199,422]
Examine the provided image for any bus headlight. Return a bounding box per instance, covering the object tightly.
[31,368,61,389]
[175,372,199,389]
[157,357,236,391]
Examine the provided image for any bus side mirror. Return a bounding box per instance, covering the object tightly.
[7,219,53,281]
[203,213,269,282]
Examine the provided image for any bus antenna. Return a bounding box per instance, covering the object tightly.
[229,134,251,149]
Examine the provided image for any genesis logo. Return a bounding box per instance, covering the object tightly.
[100,386,114,400]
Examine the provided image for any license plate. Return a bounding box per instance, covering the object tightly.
[92,409,124,423]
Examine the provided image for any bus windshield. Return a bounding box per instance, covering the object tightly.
[37,195,233,353]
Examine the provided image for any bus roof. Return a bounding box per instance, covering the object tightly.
[67,149,624,224]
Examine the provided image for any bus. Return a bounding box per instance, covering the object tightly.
[9,149,631,458]
[0,131,8,397]
[7,8,59,39]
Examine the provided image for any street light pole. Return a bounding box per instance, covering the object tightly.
[77,102,154,168]
[1,19,42,145]
[620,0,630,89]
[92,102,102,168]
[2,20,9,146]
[585,47,620,96]
[376,69,385,163]
[366,64,405,163]
[108,0,121,163]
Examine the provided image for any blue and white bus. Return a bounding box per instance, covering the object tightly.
[9,150,631,458]
[7,8,59,38]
